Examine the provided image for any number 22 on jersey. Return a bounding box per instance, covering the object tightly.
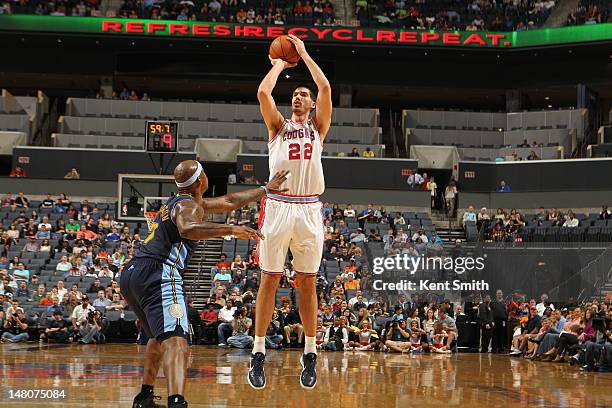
[288,143,312,160]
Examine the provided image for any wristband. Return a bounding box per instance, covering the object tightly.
[260,185,269,195]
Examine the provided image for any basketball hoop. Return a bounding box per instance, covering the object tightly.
[144,211,159,232]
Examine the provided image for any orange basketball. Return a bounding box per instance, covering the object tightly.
[269,35,301,64]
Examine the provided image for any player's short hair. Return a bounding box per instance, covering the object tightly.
[293,84,317,100]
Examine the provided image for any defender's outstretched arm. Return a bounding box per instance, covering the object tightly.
[175,200,263,241]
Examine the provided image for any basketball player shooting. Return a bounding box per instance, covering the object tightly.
[248,34,332,390]
[121,160,288,408]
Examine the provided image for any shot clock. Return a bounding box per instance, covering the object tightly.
[145,121,179,153]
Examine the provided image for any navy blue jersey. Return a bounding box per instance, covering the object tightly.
[134,194,198,271]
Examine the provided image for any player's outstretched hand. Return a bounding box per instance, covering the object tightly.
[269,55,297,70]
[286,35,307,57]
[266,170,290,194]
[232,225,264,241]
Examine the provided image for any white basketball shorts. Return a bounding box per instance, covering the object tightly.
[257,193,324,275]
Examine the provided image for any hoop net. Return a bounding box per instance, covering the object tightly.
[144,212,159,232]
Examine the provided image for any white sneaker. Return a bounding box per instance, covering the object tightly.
[218,343,227,347]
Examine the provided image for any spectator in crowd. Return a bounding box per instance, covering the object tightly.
[462,206,477,224]
[362,147,375,158]
[536,293,554,316]
[12,262,30,283]
[41,310,71,343]
[93,290,112,308]
[87,278,104,294]
[563,211,579,228]
[23,236,39,253]
[426,176,437,209]
[70,296,95,330]
[64,168,81,179]
[600,205,611,220]
[79,309,103,344]
[280,296,303,347]
[437,309,457,351]
[14,192,30,209]
[217,299,237,346]
[496,180,511,192]
[213,267,232,285]
[348,148,359,157]
[106,292,125,311]
[227,307,253,349]
[35,225,51,240]
[264,310,284,349]
[1,310,29,343]
[9,166,26,178]
[491,289,508,353]
[406,169,424,188]
[527,150,540,160]
[56,256,72,275]
[384,319,411,353]
[199,301,219,341]
[32,284,46,302]
[444,181,458,216]
[39,194,54,210]
[15,281,30,299]
[47,296,64,313]
[98,265,114,279]
[324,316,349,351]
[479,294,494,352]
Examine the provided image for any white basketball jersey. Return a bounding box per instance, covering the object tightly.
[268,119,325,196]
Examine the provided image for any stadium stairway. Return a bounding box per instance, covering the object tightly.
[544,0,580,27]
[601,282,612,300]
[431,209,468,244]
[331,0,354,25]
[183,238,223,310]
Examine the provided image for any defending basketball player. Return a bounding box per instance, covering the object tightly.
[121,160,288,408]
[248,34,332,390]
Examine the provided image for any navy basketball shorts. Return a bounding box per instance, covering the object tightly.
[120,258,189,342]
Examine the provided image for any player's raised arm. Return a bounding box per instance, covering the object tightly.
[174,200,263,241]
[201,170,289,213]
[286,34,332,140]
[258,58,295,138]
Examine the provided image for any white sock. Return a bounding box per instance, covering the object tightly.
[253,336,266,355]
[304,336,317,355]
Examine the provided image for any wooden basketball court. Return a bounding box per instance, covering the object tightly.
[0,344,610,407]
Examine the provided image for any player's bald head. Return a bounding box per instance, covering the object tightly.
[174,160,200,184]
[174,160,208,194]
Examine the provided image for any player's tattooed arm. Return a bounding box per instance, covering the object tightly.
[201,170,290,213]
[175,200,263,241]
[286,35,332,140]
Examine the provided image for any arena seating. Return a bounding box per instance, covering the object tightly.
[460,207,612,242]
[567,0,611,26]
[404,108,585,161]
[0,92,36,134]
[356,0,556,31]
[1,0,101,16]
[116,0,336,26]
[0,0,336,26]
[55,98,382,155]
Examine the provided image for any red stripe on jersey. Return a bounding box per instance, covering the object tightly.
[261,269,284,276]
[266,196,322,205]
[257,196,268,231]
[271,193,319,198]
[268,119,288,144]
